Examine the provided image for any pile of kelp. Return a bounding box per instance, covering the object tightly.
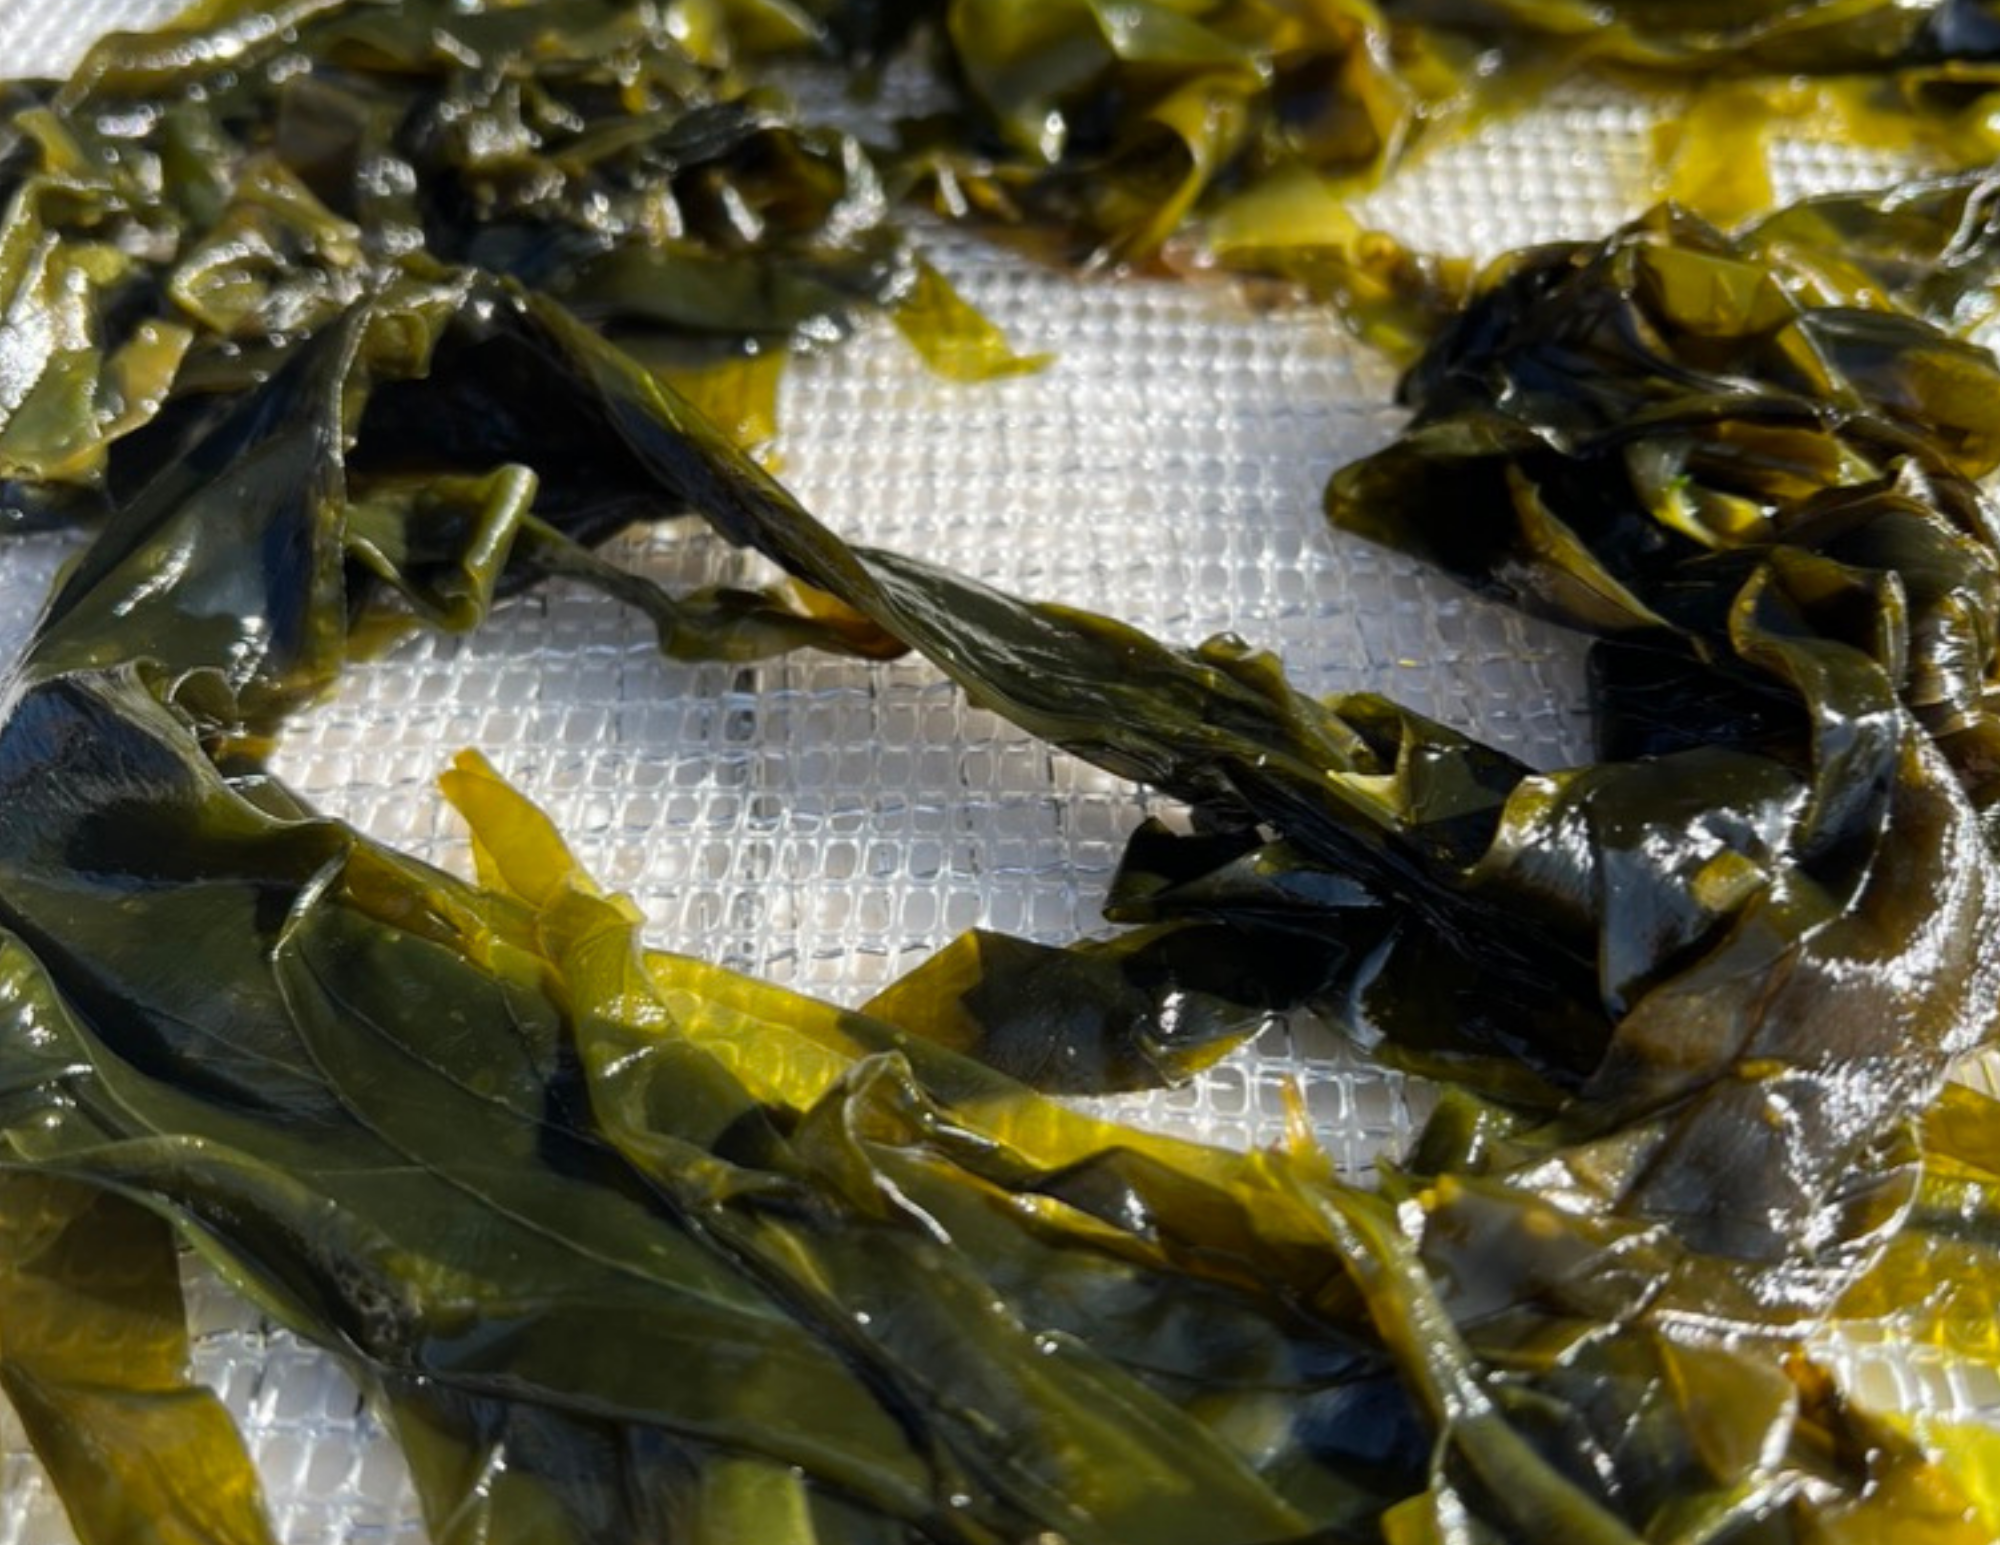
[6,1,2000,1542]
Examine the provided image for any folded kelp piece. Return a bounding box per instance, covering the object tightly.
[0,1174,277,1545]
[1326,193,2000,827]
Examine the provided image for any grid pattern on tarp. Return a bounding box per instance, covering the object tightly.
[0,0,167,75]
[0,2,1988,1539]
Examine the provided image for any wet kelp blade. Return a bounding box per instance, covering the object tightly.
[439,752,1995,1545]
[0,1177,277,1545]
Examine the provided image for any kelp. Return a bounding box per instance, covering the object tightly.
[1,0,2000,1541]
[809,0,2000,308]
[1325,192,2000,813]
[1379,0,2000,73]
[897,0,1467,261]
[0,417,1988,1537]
[0,233,1991,1539]
[0,0,1037,531]
[1377,4,2000,235]
[0,1178,277,1545]
[520,260,2000,1300]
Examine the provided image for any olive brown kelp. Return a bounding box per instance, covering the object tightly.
[1376,0,2000,75]
[0,304,1991,1537]
[0,1176,277,1545]
[864,0,1465,263]
[514,264,2000,1288]
[0,0,1038,534]
[4,3,2000,1544]
[1304,187,2000,1282]
[809,0,2000,307]
[1325,191,2000,816]
[0,249,1993,1539]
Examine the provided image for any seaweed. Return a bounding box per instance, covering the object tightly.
[0,0,1037,534]
[0,0,1997,1541]
[852,1,2000,309]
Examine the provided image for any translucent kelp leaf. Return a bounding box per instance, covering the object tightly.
[0,1176,278,1545]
